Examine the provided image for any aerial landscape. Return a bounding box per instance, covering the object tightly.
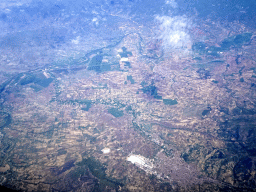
[0,0,256,191]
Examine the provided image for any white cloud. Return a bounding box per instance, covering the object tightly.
[165,0,178,8]
[155,15,192,55]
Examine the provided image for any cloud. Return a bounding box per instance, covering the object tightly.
[165,0,178,9]
[155,15,192,55]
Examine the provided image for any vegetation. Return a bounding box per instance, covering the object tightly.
[163,99,178,105]
[141,81,162,99]
[107,108,124,117]
[127,75,135,84]
[202,107,211,116]
[221,33,252,49]
[0,112,11,128]
[192,33,252,58]
[88,54,104,72]
[77,157,123,191]
[119,47,132,58]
